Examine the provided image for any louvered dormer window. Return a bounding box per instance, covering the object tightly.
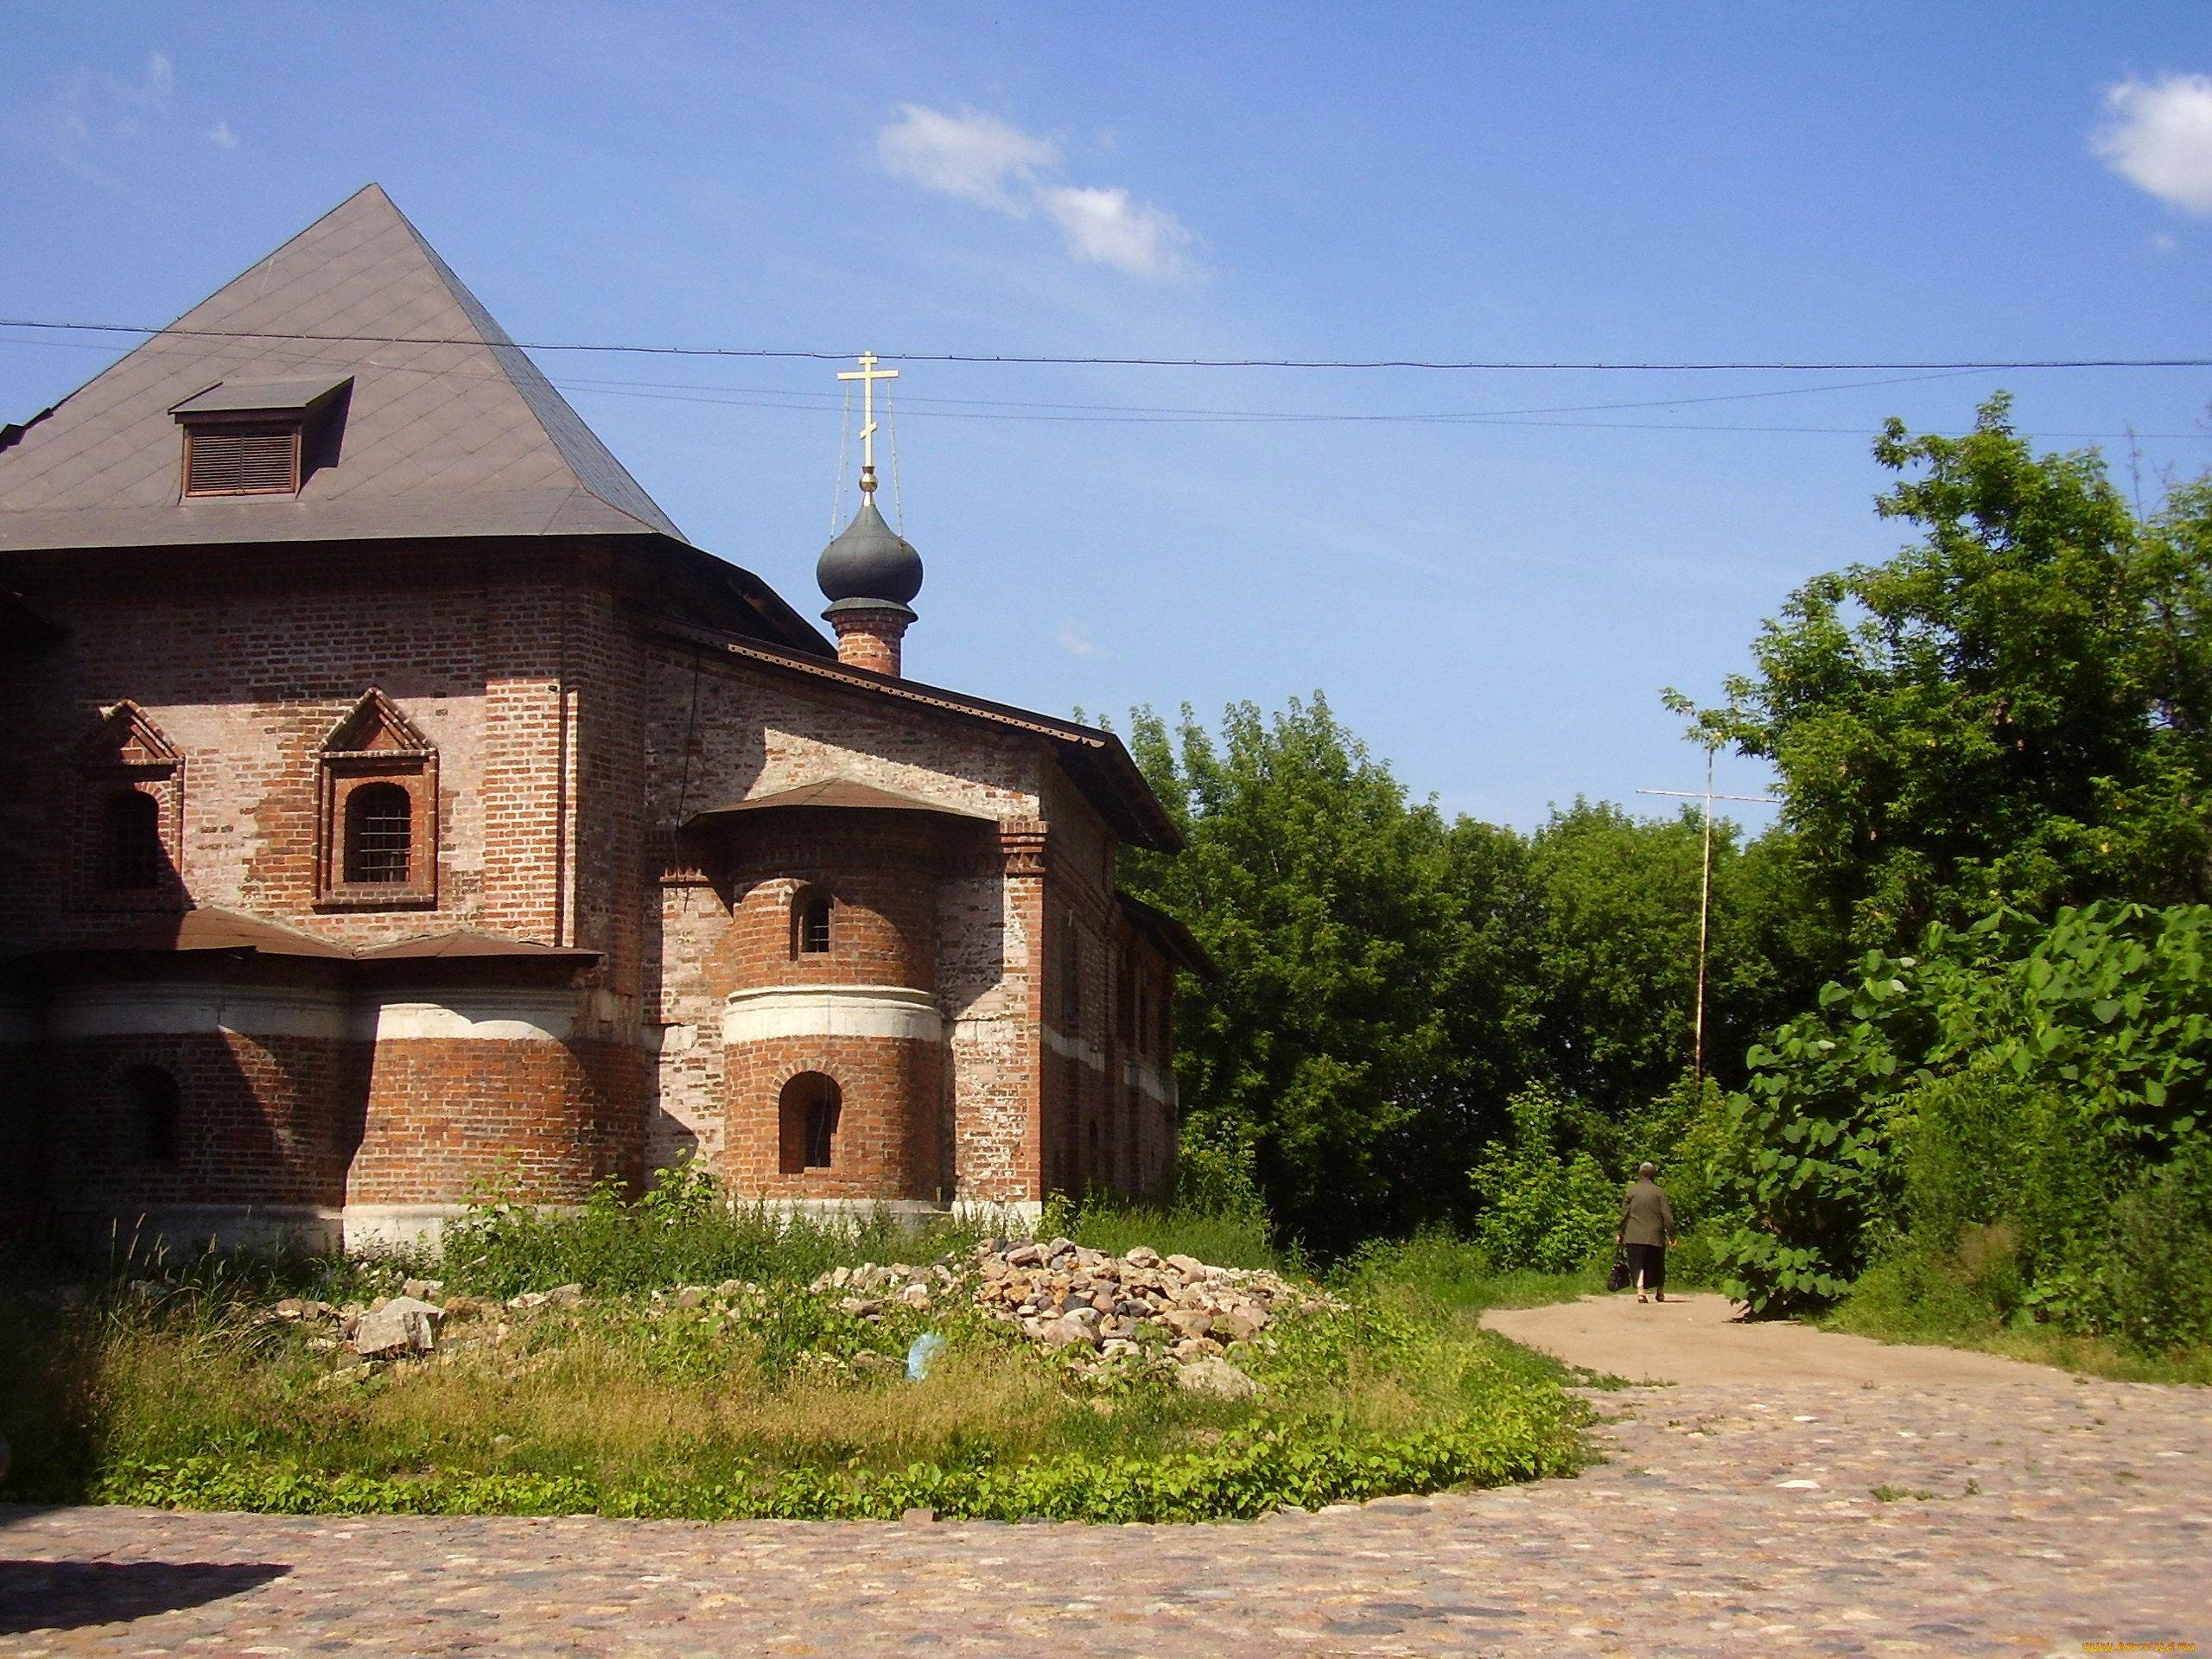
[170,376,352,499]
[185,423,302,496]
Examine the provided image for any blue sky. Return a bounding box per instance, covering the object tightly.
[5,3,2211,829]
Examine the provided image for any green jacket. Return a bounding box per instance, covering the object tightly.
[1618,1179,1676,1248]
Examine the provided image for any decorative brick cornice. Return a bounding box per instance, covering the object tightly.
[999,818,1050,877]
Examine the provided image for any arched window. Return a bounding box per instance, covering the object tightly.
[796,892,833,956]
[779,1072,842,1173]
[344,783,412,884]
[119,1065,181,1164]
[101,790,164,890]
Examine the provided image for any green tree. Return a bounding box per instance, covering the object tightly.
[1698,396,2212,950]
[1122,696,1536,1252]
[1523,800,1813,1108]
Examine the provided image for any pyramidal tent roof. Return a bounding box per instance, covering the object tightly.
[0,184,690,552]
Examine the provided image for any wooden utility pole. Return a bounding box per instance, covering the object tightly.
[1637,745,1776,1090]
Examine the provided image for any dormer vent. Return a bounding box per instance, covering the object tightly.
[170,376,353,499]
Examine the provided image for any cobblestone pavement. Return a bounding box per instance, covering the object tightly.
[2,1373,2204,1657]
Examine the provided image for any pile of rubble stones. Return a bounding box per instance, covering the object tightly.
[253,1243,1336,1393]
[811,1239,1339,1372]
[267,1280,600,1364]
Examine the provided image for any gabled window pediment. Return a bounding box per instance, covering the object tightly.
[320,688,434,759]
[315,689,437,911]
[73,702,184,910]
[77,699,181,773]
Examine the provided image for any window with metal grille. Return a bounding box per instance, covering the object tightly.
[798,893,832,954]
[344,783,412,884]
[101,789,164,890]
[183,423,301,496]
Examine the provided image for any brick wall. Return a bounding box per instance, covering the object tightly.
[0,536,1176,1230]
[42,1030,357,1217]
[640,642,1077,1205]
[721,1037,944,1198]
[346,1034,643,1205]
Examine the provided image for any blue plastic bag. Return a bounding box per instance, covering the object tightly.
[906,1332,946,1381]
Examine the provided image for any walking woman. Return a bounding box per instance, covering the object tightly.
[1618,1161,1677,1303]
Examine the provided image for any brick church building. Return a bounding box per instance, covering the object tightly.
[0,185,1205,1250]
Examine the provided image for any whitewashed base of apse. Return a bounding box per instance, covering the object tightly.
[34,985,581,1042]
[721,984,944,1045]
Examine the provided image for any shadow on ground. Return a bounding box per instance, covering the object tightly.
[0,1559,290,1634]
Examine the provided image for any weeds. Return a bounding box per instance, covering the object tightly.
[0,1187,1588,1522]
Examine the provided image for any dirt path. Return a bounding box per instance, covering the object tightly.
[1480,1291,2052,1386]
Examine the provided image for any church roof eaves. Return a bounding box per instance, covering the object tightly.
[645,616,1185,854]
[1116,891,1219,981]
[686,778,998,824]
[0,184,689,554]
[15,908,600,967]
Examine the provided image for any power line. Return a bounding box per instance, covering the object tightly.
[3,317,2210,372]
[556,384,2209,440]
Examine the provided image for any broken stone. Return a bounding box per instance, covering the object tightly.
[812,1241,1336,1373]
[1177,1357,1257,1399]
[351,1295,443,1357]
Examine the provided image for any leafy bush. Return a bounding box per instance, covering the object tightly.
[1469,1088,1618,1274]
[1172,1111,1269,1224]
[1717,902,2212,1341]
[2104,1153,2212,1351]
[94,1389,1581,1525]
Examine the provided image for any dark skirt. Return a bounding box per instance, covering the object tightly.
[1625,1241,1666,1290]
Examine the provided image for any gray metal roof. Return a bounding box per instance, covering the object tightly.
[0,184,689,552]
[169,376,353,416]
[685,777,996,825]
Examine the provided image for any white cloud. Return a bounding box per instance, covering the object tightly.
[207,120,238,149]
[1039,184,1193,280]
[2094,73,2212,214]
[1057,621,1104,658]
[13,50,176,186]
[877,104,1198,281]
[878,105,1058,209]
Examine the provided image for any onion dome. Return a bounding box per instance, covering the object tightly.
[817,498,923,607]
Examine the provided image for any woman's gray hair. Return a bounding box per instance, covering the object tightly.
[1638,1161,1657,1178]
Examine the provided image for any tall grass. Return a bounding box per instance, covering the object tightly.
[0,1188,1594,1520]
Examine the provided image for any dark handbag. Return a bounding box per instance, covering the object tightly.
[1606,1248,1630,1292]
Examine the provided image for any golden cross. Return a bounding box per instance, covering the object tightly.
[836,352,899,493]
